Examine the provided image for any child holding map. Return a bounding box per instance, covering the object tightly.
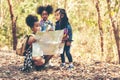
[20,15,46,72]
[36,5,54,66]
[55,8,74,70]
[37,5,54,31]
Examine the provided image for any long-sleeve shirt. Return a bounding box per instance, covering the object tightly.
[40,20,54,32]
[55,21,73,41]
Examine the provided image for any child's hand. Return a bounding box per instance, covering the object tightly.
[40,27,42,31]
[62,34,69,41]
[46,25,53,31]
[47,28,53,31]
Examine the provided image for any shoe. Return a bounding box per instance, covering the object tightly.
[67,65,74,70]
[45,62,53,67]
[19,67,33,72]
[35,65,45,71]
[60,63,66,67]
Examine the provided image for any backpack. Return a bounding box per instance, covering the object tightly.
[16,35,29,56]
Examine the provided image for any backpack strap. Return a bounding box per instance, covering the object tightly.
[24,34,34,56]
[25,34,35,48]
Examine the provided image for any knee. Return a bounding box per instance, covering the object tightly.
[34,60,45,66]
[33,57,45,66]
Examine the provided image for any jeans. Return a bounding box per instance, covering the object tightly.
[61,44,73,63]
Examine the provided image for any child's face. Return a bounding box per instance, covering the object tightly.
[41,10,48,21]
[32,21,40,33]
[55,10,60,21]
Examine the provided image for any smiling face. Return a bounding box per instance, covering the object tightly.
[32,21,40,33]
[41,10,48,21]
[55,10,61,21]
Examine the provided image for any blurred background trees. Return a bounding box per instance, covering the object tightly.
[0,0,120,63]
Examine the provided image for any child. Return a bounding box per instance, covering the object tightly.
[55,8,74,69]
[37,5,54,65]
[37,5,54,31]
[20,15,45,72]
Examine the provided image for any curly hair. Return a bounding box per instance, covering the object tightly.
[26,15,38,28]
[37,5,53,15]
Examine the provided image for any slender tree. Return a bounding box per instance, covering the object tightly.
[95,0,104,53]
[7,0,17,50]
[0,0,3,25]
[64,0,67,10]
[106,0,120,63]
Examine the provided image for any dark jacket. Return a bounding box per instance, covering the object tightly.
[55,21,73,41]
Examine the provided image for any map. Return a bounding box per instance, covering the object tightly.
[32,30,65,57]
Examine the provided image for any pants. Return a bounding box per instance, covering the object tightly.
[44,55,53,64]
[61,44,73,63]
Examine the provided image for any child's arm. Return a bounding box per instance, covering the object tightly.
[67,25,72,41]
[66,24,73,46]
[28,35,36,45]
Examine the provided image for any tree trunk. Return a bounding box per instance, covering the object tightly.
[0,0,3,25]
[106,0,120,63]
[42,0,45,5]
[95,0,104,53]
[7,0,17,50]
[64,0,67,10]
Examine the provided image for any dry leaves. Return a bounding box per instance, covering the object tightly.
[0,50,120,80]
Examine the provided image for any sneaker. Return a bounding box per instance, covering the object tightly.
[35,65,46,71]
[44,62,53,68]
[60,63,66,67]
[19,67,33,72]
[67,65,74,70]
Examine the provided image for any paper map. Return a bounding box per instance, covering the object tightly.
[32,30,65,57]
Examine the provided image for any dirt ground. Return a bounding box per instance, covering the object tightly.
[0,50,120,80]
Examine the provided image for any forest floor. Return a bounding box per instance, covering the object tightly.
[0,50,120,80]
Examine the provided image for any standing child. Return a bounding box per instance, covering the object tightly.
[36,5,54,65]
[55,8,74,69]
[37,5,54,31]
